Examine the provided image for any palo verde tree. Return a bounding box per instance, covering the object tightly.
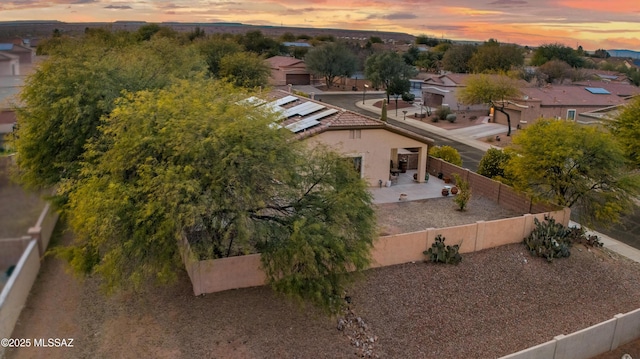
[304,42,358,89]
[365,51,417,103]
[429,145,462,167]
[59,80,377,312]
[12,36,205,192]
[607,96,640,168]
[506,119,640,227]
[458,74,521,136]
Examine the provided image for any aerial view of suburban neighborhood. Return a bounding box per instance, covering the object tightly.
[1,1,640,358]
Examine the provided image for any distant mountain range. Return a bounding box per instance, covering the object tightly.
[607,49,640,59]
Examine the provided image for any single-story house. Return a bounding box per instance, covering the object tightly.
[420,73,488,112]
[0,43,34,65]
[265,56,314,86]
[248,90,434,186]
[494,81,640,128]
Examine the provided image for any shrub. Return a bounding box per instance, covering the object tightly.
[524,217,572,262]
[429,145,462,166]
[423,234,462,265]
[452,173,471,211]
[446,113,457,123]
[435,106,452,121]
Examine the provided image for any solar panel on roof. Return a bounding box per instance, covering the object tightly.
[301,109,339,122]
[283,102,313,117]
[0,44,13,51]
[297,103,326,116]
[285,118,321,133]
[273,95,298,106]
[585,87,611,94]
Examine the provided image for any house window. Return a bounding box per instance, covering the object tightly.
[567,109,576,121]
[349,129,361,139]
[351,156,363,176]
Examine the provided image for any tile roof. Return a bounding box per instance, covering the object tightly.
[261,90,433,145]
[521,83,640,107]
[265,56,304,69]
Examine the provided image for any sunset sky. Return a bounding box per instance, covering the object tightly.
[1,0,639,50]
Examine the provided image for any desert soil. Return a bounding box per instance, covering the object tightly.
[6,199,640,359]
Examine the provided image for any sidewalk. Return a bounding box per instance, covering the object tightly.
[570,221,640,263]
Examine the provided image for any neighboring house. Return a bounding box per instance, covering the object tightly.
[420,73,487,112]
[0,43,34,65]
[494,82,640,128]
[249,90,434,186]
[265,56,314,86]
[0,76,25,150]
[0,53,19,76]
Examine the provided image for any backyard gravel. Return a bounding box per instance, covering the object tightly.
[6,199,640,359]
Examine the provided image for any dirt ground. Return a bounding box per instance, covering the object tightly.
[6,201,640,359]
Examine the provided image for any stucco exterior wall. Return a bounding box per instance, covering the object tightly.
[306,128,428,187]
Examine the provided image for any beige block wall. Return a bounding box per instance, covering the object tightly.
[0,237,31,269]
[370,231,428,267]
[308,129,428,186]
[185,209,568,295]
[0,240,40,344]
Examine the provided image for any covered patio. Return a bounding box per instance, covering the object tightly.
[369,169,454,204]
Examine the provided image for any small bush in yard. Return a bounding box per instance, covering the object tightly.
[435,106,452,121]
[423,234,462,265]
[452,173,471,211]
[524,217,602,262]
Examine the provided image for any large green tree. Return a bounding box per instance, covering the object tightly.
[13,36,205,190]
[441,44,476,73]
[477,148,514,182]
[531,43,584,68]
[458,74,521,136]
[365,51,417,102]
[59,80,376,311]
[304,42,357,89]
[468,39,524,73]
[506,120,640,226]
[219,52,270,88]
[607,96,640,168]
[196,36,244,76]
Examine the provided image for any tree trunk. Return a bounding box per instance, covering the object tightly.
[496,107,512,136]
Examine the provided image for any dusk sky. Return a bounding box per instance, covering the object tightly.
[1,0,639,51]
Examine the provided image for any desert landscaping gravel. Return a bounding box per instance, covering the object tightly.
[6,198,640,359]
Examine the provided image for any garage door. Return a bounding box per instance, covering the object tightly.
[286,74,310,85]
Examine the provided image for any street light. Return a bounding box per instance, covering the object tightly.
[362,84,369,104]
[402,110,408,121]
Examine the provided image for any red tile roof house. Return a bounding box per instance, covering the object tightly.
[254,90,434,186]
[265,56,317,87]
[493,81,640,129]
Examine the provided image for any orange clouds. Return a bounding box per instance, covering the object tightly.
[558,0,640,13]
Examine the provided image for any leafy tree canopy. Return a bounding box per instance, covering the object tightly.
[219,52,270,88]
[537,59,573,84]
[429,145,462,167]
[477,148,514,183]
[457,74,521,135]
[531,43,584,68]
[441,44,476,73]
[607,96,640,168]
[365,51,417,102]
[304,42,357,88]
[13,36,205,191]
[196,35,244,76]
[468,40,524,73]
[58,80,376,312]
[506,120,640,227]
